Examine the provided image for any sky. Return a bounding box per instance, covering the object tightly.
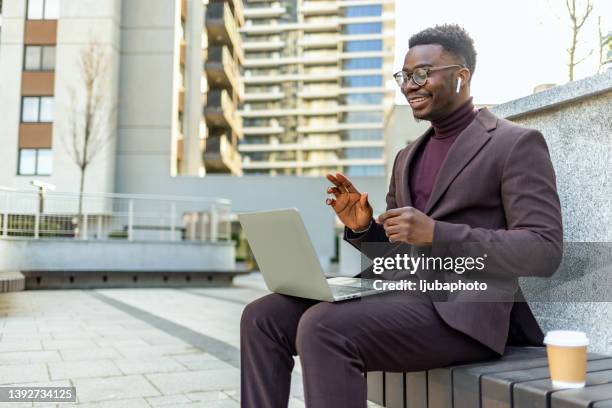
[393,0,612,105]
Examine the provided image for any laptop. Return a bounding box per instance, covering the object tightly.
[238,208,386,302]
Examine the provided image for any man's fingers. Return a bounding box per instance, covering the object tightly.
[326,174,343,188]
[335,173,359,194]
[326,198,336,207]
[378,207,406,222]
[359,192,369,208]
[327,187,342,198]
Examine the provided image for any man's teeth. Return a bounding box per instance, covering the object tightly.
[411,97,427,102]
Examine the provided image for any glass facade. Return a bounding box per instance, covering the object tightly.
[343,57,383,70]
[343,111,384,123]
[344,147,384,159]
[344,5,382,17]
[343,40,383,52]
[21,96,54,123]
[24,46,56,71]
[27,0,59,20]
[343,93,384,105]
[342,129,384,141]
[346,165,385,176]
[342,75,382,87]
[18,148,52,176]
[343,22,382,35]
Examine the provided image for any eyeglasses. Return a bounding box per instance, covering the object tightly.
[393,65,465,87]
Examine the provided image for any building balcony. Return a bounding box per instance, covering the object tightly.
[243,39,285,51]
[241,158,384,170]
[242,126,284,135]
[204,133,242,175]
[205,46,239,92]
[298,89,339,99]
[300,1,339,15]
[206,2,243,61]
[238,139,384,152]
[298,36,339,48]
[204,89,242,135]
[243,91,285,102]
[244,4,286,18]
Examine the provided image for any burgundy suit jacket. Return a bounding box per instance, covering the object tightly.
[345,108,563,355]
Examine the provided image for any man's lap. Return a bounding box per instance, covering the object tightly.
[243,292,498,371]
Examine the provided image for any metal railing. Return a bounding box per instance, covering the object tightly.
[0,186,233,242]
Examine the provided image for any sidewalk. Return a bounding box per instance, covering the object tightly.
[0,273,382,407]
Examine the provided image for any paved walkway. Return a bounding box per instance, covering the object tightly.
[0,274,382,407]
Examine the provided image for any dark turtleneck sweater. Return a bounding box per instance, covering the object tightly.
[409,98,478,212]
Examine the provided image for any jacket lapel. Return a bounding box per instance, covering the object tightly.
[423,108,497,215]
[398,127,433,207]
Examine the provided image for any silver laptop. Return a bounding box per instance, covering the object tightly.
[238,208,385,302]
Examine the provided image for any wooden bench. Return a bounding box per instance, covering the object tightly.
[367,346,612,407]
[0,271,25,292]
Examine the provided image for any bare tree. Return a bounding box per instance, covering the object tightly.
[597,16,612,72]
[566,0,594,81]
[63,40,115,218]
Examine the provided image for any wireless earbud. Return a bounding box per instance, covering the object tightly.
[456,77,462,93]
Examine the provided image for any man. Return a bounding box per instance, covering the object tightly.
[240,24,563,408]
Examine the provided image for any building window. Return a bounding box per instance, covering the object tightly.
[343,58,383,70]
[342,129,384,141]
[21,96,54,123]
[343,111,384,123]
[343,22,382,35]
[344,148,384,159]
[24,46,56,71]
[27,0,59,20]
[343,40,383,52]
[344,93,384,105]
[18,148,52,175]
[346,165,384,176]
[344,5,382,18]
[342,75,383,87]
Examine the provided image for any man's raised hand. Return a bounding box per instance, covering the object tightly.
[325,172,373,231]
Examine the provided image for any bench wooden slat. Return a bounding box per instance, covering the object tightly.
[482,357,612,408]
[367,371,385,405]
[552,379,612,408]
[515,369,612,408]
[425,347,545,408]
[384,372,404,408]
[405,371,427,408]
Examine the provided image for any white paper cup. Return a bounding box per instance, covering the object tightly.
[544,330,589,388]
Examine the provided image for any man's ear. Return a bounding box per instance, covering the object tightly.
[458,67,471,85]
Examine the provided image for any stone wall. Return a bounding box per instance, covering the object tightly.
[491,70,612,354]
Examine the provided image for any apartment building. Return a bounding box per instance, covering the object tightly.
[239,0,395,176]
[0,0,244,195]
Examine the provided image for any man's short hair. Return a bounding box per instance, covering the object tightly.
[408,24,477,79]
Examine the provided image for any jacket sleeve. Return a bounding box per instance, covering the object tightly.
[343,149,403,258]
[432,129,563,278]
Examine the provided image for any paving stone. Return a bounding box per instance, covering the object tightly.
[73,397,151,407]
[48,360,122,380]
[185,390,232,402]
[0,341,43,353]
[171,354,233,371]
[113,357,186,375]
[42,339,99,350]
[0,351,62,365]
[72,375,160,403]
[114,344,199,359]
[146,394,192,406]
[59,348,123,362]
[0,364,49,385]
[146,369,240,395]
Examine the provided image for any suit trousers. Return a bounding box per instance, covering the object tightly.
[240,291,499,408]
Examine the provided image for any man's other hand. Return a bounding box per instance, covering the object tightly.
[377,207,434,244]
[325,173,373,231]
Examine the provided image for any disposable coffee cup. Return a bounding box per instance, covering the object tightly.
[544,330,589,388]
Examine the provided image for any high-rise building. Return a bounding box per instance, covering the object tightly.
[0,0,244,194]
[239,0,395,176]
